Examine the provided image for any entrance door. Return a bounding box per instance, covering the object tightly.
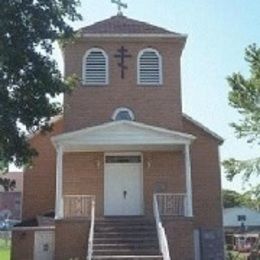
[34,231,55,260]
[104,154,143,216]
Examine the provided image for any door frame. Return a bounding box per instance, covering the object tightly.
[104,152,144,216]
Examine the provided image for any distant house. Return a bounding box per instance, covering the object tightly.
[224,207,260,232]
[0,172,23,220]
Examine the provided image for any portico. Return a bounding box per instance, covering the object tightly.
[52,120,195,220]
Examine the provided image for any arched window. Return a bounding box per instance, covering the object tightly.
[112,107,135,121]
[82,48,108,85]
[138,48,162,85]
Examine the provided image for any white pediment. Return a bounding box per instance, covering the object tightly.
[52,120,195,151]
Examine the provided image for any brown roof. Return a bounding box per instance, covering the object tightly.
[79,15,182,36]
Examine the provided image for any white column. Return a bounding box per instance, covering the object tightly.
[55,145,64,219]
[185,144,193,217]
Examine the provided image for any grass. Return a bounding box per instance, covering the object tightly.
[0,248,10,260]
[0,238,11,260]
[226,250,249,260]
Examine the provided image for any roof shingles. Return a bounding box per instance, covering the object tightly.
[80,15,182,35]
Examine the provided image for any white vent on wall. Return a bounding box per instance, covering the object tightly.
[83,48,108,85]
[138,48,162,85]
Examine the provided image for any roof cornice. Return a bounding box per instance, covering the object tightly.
[81,33,187,39]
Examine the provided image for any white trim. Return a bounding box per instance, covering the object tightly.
[52,120,196,144]
[82,47,109,86]
[111,107,135,121]
[104,152,144,216]
[185,144,193,217]
[183,113,224,144]
[55,145,64,219]
[137,48,163,86]
[82,33,188,39]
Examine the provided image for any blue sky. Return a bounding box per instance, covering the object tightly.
[51,0,260,192]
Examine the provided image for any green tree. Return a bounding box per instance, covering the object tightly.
[0,1,81,171]
[0,177,15,192]
[223,44,260,182]
[222,189,242,208]
[222,189,260,210]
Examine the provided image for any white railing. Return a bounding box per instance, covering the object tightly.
[87,197,95,260]
[155,193,187,216]
[153,194,171,260]
[64,195,95,219]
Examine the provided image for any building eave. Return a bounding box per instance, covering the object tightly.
[183,113,224,145]
[51,120,196,152]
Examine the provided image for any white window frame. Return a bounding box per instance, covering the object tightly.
[137,48,163,86]
[82,47,109,86]
[112,107,135,121]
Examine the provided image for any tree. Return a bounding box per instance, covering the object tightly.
[0,177,16,192]
[222,189,260,210]
[223,44,260,182]
[0,1,81,171]
[222,189,242,208]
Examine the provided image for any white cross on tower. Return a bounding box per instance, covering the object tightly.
[111,0,128,16]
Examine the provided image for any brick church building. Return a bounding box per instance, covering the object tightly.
[11,8,225,260]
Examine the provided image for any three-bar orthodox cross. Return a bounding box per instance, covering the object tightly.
[111,0,128,16]
[114,46,132,79]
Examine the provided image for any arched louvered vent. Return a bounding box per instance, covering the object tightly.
[138,49,162,85]
[83,48,108,85]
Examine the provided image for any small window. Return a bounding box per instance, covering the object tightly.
[82,48,108,85]
[138,48,162,85]
[112,107,135,121]
[237,215,246,222]
[106,156,141,164]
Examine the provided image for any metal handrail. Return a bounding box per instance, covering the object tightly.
[153,194,171,260]
[87,197,95,260]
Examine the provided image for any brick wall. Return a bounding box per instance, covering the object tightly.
[22,119,64,220]
[11,230,34,260]
[55,219,89,260]
[63,151,185,217]
[183,117,223,229]
[63,152,104,216]
[164,217,194,260]
[63,38,184,132]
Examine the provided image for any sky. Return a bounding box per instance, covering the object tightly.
[20,0,260,192]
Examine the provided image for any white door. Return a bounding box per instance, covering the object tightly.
[104,154,143,216]
[34,231,55,260]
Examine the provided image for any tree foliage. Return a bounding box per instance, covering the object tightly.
[223,44,260,182]
[0,177,16,192]
[223,188,260,211]
[0,0,81,170]
[222,189,243,208]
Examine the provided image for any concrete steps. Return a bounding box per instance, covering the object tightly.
[92,217,162,260]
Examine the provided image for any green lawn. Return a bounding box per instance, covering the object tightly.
[0,248,10,260]
[0,238,11,260]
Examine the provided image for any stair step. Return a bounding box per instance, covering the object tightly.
[95,231,157,236]
[93,218,160,259]
[96,221,155,226]
[94,243,159,249]
[95,226,156,232]
[93,249,160,256]
[92,255,163,260]
[94,238,158,243]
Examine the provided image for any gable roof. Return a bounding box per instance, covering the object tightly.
[183,114,224,144]
[79,15,185,37]
[52,120,195,152]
